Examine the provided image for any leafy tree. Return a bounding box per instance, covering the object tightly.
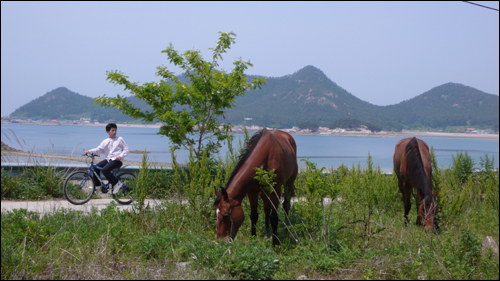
[298,121,319,132]
[330,118,360,129]
[329,118,382,132]
[366,123,382,132]
[94,32,266,159]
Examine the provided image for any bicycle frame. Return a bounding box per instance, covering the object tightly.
[64,153,135,205]
[83,154,129,191]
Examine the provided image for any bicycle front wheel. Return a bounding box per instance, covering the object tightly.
[64,171,95,205]
[113,172,137,205]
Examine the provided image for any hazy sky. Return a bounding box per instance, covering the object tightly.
[1,1,499,116]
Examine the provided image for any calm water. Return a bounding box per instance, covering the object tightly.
[1,124,499,170]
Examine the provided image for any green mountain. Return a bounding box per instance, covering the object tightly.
[10,87,136,123]
[383,83,499,130]
[8,66,499,131]
[223,66,381,128]
[223,66,498,131]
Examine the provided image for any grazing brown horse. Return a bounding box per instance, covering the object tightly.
[393,137,439,231]
[214,128,298,245]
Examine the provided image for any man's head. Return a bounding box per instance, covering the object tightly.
[106,123,117,138]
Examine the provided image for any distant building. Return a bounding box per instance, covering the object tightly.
[244,117,253,121]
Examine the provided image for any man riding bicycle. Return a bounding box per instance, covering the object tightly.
[84,123,129,194]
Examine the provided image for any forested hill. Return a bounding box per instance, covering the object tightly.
[222,66,498,131]
[10,87,135,123]
[383,83,499,129]
[223,66,382,128]
[8,66,499,131]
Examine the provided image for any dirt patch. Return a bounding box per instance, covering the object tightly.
[1,141,23,152]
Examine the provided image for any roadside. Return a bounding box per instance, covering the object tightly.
[1,198,164,214]
[1,197,335,214]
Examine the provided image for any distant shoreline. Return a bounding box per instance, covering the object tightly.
[2,121,498,141]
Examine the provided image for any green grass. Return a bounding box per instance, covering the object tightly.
[1,143,499,279]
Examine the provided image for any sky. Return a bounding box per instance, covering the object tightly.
[1,1,499,116]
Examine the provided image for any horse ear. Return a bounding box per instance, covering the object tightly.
[214,187,220,196]
[433,190,439,198]
[221,187,229,201]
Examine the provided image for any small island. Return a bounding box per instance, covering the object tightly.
[129,150,150,154]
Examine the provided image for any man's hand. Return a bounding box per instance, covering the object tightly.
[115,156,121,161]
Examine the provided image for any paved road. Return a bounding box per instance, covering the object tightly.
[1,198,164,214]
[1,197,338,214]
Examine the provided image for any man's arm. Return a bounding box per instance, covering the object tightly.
[116,138,129,161]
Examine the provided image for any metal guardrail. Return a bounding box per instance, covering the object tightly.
[4,163,496,179]
[1,162,393,177]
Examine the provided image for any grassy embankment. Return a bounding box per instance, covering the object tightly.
[1,132,499,279]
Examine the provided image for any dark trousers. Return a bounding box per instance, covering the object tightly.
[92,159,122,186]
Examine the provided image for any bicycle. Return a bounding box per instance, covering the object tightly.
[63,153,137,205]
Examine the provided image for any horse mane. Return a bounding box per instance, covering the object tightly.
[405,137,432,198]
[214,128,267,206]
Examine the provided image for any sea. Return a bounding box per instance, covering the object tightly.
[1,123,499,171]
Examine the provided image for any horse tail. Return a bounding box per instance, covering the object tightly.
[405,137,431,196]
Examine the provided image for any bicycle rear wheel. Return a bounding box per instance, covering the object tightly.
[113,172,136,205]
[64,171,95,205]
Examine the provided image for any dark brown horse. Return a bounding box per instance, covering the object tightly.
[214,128,298,245]
[393,137,439,231]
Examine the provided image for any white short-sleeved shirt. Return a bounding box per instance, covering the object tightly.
[89,136,129,161]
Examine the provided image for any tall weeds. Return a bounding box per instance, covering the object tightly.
[1,131,499,280]
[1,129,76,200]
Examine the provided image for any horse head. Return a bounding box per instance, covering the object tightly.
[214,187,245,240]
[418,190,439,232]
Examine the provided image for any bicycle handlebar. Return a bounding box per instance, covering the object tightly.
[82,153,100,157]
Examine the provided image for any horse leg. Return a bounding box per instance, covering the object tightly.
[262,195,271,237]
[262,192,280,245]
[269,188,281,246]
[283,182,294,216]
[400,181,411,227]
[249,192,259,236]
[415,192,422,226]
[270,208,280,245]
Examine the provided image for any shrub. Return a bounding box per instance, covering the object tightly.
[225,240,278,280]
[1,166,65,200]
[298,121,319,132]
[451,151,475,184]
[459,229,482,266]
